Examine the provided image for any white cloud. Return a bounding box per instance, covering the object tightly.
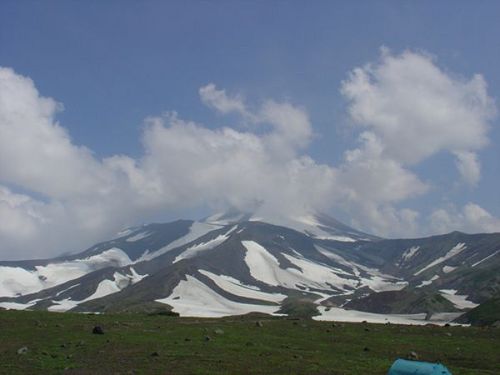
[199,83,249,117]
[429,203,500,234]
[453,151,481,186]
[337,49,498,235]
[341,48,496,182]
[0,68,337,259]
[0,51,499,260]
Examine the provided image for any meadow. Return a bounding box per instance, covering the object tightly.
[0,310,498,374]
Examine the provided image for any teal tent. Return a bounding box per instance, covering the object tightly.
[388,359,452,375]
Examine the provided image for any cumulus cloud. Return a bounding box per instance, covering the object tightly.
[429,203,500,234]
[199,83,250,117]
[0,68,336,259]
[0,50,499,259]
[341,48,496,184]
[337,48,498,235]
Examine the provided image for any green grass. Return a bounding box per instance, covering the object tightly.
[0,310,499,374]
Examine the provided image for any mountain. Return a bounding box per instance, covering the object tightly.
[1,212,499,325]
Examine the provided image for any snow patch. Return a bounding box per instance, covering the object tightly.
[0,298,43,311]
[198,270,286,303]
[400,246,420,264]
[47,267,147,312]
[136,222,221,263]
[416,275,439,288]
[155,275,282,318]
[242,241,358,293]
[0,248,132,298]
[439,289,479,310]
[316,246,407,292]
[442,266,457,274]
[125,231,152,242]
[313,307,457,325]
[173,226,237,263]
[414,243,467,276]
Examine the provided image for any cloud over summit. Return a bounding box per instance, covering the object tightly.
[0,49,499,260]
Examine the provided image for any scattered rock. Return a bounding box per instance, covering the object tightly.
[293,354,303,359]
[256,321,263,327]
[76,340,85,347]
[92,326,104,335]
[444,323,451,327]
[408,351,419,360]
[445,332,452,337]
[492,321,500,328]
[184,338,191,342]
[204,336,212,342]
[363,347,370,352]
[214,328,224,335]
[17,346,28,355]
[364,328,370,332]
[151,351,160,357]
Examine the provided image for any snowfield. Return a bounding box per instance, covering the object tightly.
[242,240,357,293]
[0,248,132,298]
[313,307,460,325]
[155,275,282,318]
[198,270,287,303]
[47,267,147,312]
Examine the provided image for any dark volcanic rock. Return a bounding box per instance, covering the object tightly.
[92,326,104,335]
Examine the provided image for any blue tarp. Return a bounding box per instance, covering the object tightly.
[388,359,452,375]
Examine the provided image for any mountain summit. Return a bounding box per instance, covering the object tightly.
[1,213,498,325]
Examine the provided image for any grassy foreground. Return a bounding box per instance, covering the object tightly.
[0,310,499,375]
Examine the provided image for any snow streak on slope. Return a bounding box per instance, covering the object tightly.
[442,266,457,273]
[125,231,152,242]
[315,246,407,292]
[47,267,147,312]
[173,226,237,263]
[414,243,467,276]
[0,248,132,297]
[439,289,479,310]
[198,270,286,303]
[134,222,221,263]
[242,240,357,293]
[417,275,439,288]
[397,246,420,266]
[155,275,282,318]
[471,249,500,267]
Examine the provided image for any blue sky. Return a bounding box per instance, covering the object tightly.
[1,1,499,259]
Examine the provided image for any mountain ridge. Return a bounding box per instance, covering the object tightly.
[1,212,499,325]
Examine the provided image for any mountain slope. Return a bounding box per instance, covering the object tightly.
[1,213,499,324]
